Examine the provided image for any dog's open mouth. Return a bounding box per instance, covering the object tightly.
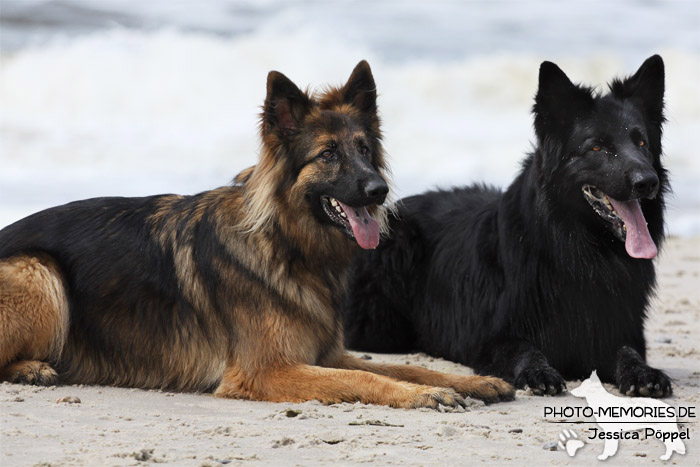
[321,196,380,250]
[582,185,657,259]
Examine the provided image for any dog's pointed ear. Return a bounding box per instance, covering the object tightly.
[533,61,593,142]
[590,370,600,381]
[612,55,665,122]
[538,61,574,93]
[342,60,377,115]
[263,71,312,137]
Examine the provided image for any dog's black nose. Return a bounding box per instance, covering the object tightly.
[363,177,389,204]
[630,172,659,199]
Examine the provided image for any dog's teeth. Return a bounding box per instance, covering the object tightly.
[335,205,342,213]
[340,212,347,218]
[331,198,338,207]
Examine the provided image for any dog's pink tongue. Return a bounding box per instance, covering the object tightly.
[608,198,657,259]
[336,200,380,249]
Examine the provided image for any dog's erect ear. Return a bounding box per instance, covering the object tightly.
[533,61,593,142]
[263,71,311,137]
[611,55,665,122]
[341,60,377,115]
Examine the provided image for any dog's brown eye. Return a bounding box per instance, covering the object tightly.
[360,146,369,156]
[639,140,646,147]
[592,145,601,152]
[321,150,333,158]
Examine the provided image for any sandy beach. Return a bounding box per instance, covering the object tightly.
[0,236,698,466]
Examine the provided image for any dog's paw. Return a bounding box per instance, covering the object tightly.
[453,375,515,403]
[515,365,566,396]
[617,365,672,397]
[406,387,467,411]
[2,360,59,386]
[616,346,672,398]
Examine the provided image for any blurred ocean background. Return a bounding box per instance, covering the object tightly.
[1,0,699,235]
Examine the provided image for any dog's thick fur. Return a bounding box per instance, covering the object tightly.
[344,56,672,397]
[0,61,513,408]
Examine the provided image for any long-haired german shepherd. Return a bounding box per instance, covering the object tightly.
[344,56,672,398]
[0,61,513,408]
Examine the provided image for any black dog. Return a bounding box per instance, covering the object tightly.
[343,55,672,397]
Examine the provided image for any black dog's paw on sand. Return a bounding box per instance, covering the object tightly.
[616,346,672,397]
[515,365,566,396]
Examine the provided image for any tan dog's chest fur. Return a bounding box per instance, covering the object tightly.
[0,61,514,408]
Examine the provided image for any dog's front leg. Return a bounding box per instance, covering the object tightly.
[472,338,566,395]
[333,354,514,403]
[615,346,672,397]
[213,363,467,409]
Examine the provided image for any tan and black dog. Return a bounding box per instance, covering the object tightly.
[0,61,514,408]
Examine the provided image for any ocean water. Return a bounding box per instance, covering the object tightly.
[1,0,699,235]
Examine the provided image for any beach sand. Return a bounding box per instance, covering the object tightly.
[1,237,698,466]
